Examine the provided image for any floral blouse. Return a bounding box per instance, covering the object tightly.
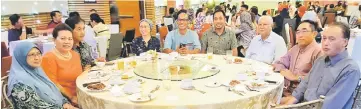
[131,37,160,56]
[73,41,95,69]
[10,83,68,109]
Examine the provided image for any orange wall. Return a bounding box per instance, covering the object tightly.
[116,1,141,37]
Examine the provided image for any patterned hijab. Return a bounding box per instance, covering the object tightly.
[239,12,253,31]
[7,41,64,106]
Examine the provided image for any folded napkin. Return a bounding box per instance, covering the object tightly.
[122,81,141,94]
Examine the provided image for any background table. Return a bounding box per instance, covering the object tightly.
[9,36,55,56]
[76,54,284,109]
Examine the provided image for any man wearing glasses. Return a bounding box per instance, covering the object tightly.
[163,9,201,54]
[280,22,360,109]
[272,20,323,96]
[246,16,287,64]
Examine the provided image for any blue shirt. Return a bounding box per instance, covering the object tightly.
[246,32,287,64]
[164,29,201,51]
[292,50,360,109]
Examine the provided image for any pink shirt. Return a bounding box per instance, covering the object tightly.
[273,41,322,87]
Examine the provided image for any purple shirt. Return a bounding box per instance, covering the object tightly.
[273,41,322,88]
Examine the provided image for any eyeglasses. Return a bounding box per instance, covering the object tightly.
[177,19,189,22]
[296,30,313,34]
[27,52,42,58]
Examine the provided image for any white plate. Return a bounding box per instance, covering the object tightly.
[84,82,111,92]
[205,81,221,88]
[128,93,155,102]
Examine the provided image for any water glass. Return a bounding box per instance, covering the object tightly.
[162,72,172,90]
[207,47,213,60]
[226,50,233,64]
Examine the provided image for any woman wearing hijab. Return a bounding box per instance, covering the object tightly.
[234,12,256,57]
[132,19,160,56]
[7,41,77,109]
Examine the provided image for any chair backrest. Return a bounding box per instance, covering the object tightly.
[324,13,336,24]
[123,29,135,43]
[1,56,12,78]
[107,33,123,61]
[1,31,8,46]
[159,26,169,46]
[199,24,212,39]
[322,17,328,28]
[289,26,295,48]
[272,95,325,109]
[1,75,13,109]
[1,42,9,58]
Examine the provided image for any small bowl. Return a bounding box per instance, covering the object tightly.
[95,62,105,67]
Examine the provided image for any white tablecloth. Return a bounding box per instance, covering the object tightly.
[76,54,284,109]
[9,36,55,56]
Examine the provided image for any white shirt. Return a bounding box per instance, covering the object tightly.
[246,32,287,64]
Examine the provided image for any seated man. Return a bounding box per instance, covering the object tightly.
[246,16,287,64]
[8,14,52,43]
[201,10,238,56]
[281,22,360,109]
[273,20,323,96]
[163,9,201,54]
[47,10,62,29]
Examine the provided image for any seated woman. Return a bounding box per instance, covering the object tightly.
[7,41,76,109]
[131,19,160,55]
[65,16,105,70]
[41,24,82,106]
[234,12,256,57]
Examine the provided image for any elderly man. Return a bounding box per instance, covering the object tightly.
[273,20,323,96]
[47,10,62,29]
[281,22,360,109]
[201,10,238,56]
[246,16,287,64]
[164,9,201,54]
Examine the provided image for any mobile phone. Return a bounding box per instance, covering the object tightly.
[180,43,187,48]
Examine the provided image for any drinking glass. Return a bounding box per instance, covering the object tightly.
[207,47,213,60]
[162,72,172,91]
[226,50,233,64]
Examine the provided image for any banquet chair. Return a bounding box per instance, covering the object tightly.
[2,42,9,58]
[324,13,336,25]
[353,80,361,109]
[1,75,13,109]
[159,26,169,48]
[107,33,123,61]
[1,56,12,78]
[271,95,325,109]
[198,24,212,39]
[284,23,291,49]
[121,29,135,57]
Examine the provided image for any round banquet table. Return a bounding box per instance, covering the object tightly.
[76,54,284,109]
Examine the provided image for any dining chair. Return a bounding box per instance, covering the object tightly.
[353,80,361,109]
[198,24,212,39]
[167,24,174,31]
[121,29,135,57]
[159,26,169,48]
[1,75,13,109]
[271,95,325,109]
[324,13,336,25]
[1,56,12,78]
[107,33,123,61]
[1,42,9,58]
